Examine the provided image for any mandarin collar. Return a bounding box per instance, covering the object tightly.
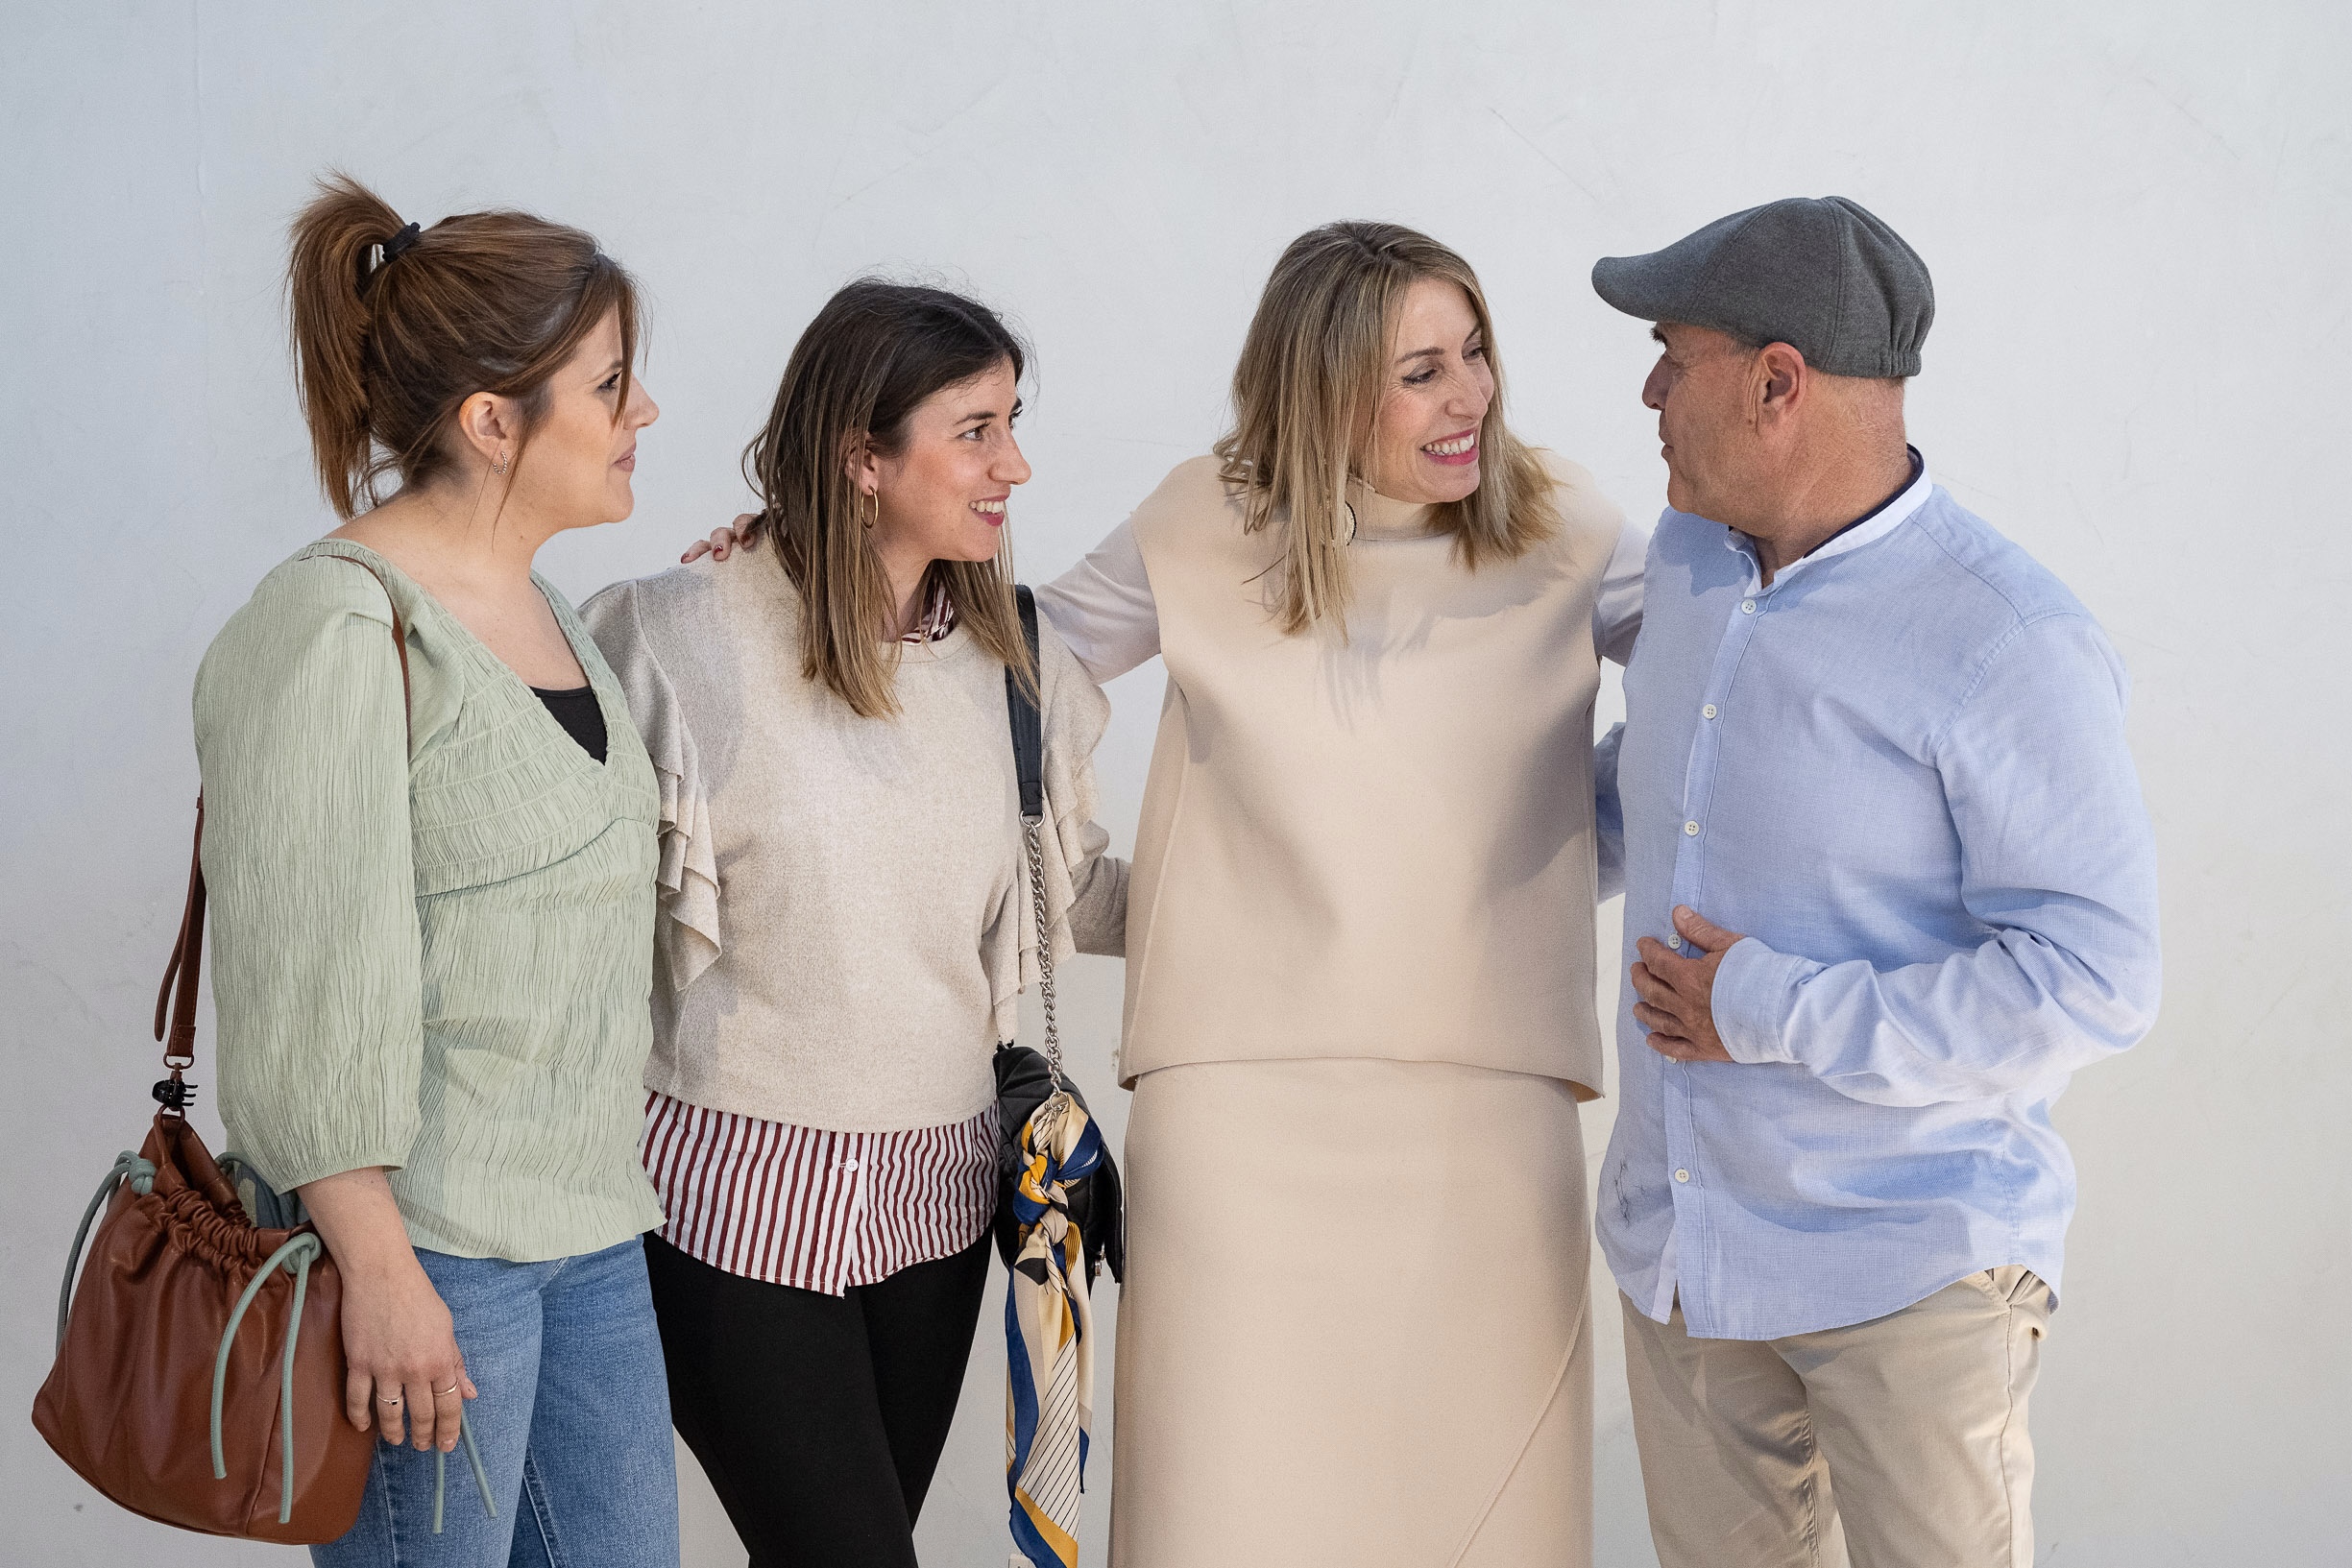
[1725,447,1932,590]
[1346,476,1440,541]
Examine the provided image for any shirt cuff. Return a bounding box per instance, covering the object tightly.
[1711,937,1816,1065]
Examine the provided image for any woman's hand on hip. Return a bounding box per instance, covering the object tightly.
[296,1167,478,1452]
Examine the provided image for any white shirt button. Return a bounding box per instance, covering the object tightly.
[840,1159,861,1173]
[1741,599,1757,615]
[1684,820,1700,836]
[1674,1169,1691,1183]
[1702,704,1718,719]
[1666,933,1684,951]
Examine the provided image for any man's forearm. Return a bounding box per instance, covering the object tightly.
[1712,925,2161,1105]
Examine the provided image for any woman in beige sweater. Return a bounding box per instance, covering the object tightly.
[1037,225,1645,1567]
[582,282,1125,1567]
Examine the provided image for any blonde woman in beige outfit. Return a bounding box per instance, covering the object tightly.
[1038,225,1646,1567]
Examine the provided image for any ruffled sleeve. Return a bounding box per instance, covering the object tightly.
[579,579,722,992]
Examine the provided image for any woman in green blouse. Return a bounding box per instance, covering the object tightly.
[193,175,674,1567]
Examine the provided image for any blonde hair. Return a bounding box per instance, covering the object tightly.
[742,279,1033,720]
[1214,221,1557,634]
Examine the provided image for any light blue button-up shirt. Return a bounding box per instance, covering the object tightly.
[1594,458,2162,1340]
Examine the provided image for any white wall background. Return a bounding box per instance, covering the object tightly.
[4,2,2346,1564]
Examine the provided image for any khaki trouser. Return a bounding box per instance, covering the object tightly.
[1621,1268,2053,1568]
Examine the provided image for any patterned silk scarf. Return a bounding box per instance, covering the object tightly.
[1005,1090,1103,1568]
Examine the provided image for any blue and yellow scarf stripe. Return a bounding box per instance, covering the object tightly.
[1005,1092,1103,1568]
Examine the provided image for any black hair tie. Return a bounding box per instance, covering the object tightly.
[360,221,424,295]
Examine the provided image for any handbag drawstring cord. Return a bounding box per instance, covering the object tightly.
[432,1416,497,1533]
[208,1231,493,1531]
[56,1151,156,1352]
[211,1233,320,1522]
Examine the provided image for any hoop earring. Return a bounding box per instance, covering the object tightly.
[494,450,510,476]
[861,491,877,530]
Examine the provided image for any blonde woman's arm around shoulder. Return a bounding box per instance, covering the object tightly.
[1037,618,1129,956]
[1593,518,1648,667]
[1589,510,1647,901]
[1036,519,1159,686]
[1533,447,1648,666]
[682,508,1168,683]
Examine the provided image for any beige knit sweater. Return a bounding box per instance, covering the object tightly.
[581,556,1127,1133]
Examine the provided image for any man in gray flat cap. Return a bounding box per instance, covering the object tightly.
[1588,197,2162,1567]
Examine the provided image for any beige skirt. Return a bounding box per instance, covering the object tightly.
[1108,1058,1592,1568]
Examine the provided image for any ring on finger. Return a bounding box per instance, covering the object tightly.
[377,1394,403,1405]
[441,1384,460,1396]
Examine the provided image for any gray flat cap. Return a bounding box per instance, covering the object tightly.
[1592,197,1932,378]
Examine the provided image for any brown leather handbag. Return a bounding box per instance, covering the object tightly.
[31,553,426,1543]
[31,805,376,1542]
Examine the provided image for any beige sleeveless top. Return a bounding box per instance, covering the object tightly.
[1113,453,1624,1097]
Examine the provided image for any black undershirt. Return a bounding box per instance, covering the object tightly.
[532,685,608,764]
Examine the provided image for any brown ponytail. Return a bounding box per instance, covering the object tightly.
[285,172,642,519]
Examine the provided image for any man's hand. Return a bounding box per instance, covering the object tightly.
[681,514,761,565]
[1631,905,1748,1063]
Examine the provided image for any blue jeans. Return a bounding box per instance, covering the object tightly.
[314,1237,679,1568]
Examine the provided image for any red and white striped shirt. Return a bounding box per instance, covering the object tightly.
[641,1091,996,1295]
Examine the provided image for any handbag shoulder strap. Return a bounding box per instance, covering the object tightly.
[333,551,414,726]
[1004,586,1043,816]
[1001,586,1059,1074]
[153,552,413,1087]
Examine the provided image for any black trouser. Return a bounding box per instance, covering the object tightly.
[644,1231,992,1568]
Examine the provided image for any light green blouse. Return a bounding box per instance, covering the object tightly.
[192,540,664,1262]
